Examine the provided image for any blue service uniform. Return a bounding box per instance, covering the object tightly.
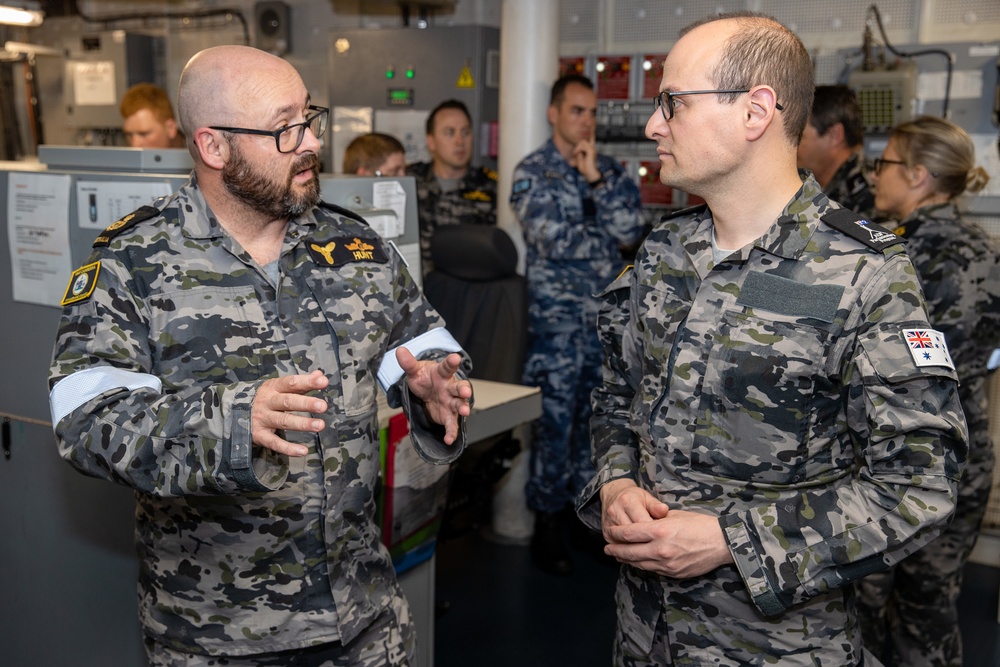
[510,138,643,512]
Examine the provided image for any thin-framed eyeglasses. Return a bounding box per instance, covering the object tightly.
[872,158,906,176]
[652,89,784,121]
[209,105,329,153]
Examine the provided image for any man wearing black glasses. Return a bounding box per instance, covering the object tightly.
[577,12,966,666]
[49,45,473,666]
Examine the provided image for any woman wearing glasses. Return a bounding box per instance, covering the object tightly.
[858,115,1000,666]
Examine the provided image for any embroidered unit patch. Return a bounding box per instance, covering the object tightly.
[61,261,101,306]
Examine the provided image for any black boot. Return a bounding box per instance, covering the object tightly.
[531,511,574,575]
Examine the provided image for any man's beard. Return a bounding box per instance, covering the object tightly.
[222,142,320,219]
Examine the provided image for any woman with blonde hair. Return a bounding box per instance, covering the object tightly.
[858,115,1000,666]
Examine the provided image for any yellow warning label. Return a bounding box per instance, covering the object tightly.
[456,66,475,89]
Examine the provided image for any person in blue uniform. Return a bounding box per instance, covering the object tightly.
[510,74,644,575]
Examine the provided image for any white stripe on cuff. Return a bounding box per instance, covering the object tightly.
[49,366,162,428]
[378,328,463,392]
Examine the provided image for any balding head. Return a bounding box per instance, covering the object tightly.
[177,46,301,147]
[678,12,813,144]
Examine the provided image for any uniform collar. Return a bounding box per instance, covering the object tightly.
[683,175,826,272]
[177,173,319,242]
[893,202,957,238]
[828,150,864,188]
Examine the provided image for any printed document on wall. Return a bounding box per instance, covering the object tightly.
[7,172,73,306]
[75,180,173,230]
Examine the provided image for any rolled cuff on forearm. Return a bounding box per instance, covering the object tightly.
[398,381,469,465]
[226,384,287,492]
[378,328,464,395]
[575,467,634,532]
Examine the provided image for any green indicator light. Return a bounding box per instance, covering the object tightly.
[385,68,394,79]
[405,68,415,79]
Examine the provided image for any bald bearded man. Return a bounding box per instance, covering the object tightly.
[50,45,473,666]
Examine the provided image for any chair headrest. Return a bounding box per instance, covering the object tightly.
[430,225,518,281]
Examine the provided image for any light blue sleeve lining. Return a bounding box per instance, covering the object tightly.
[49,366,162,428]
[377,328,462,392]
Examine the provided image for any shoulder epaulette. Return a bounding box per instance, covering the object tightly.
[820,207,904,252]
[92,205,161,248]
[660,204,708,222]
[319,201,370,226]
[481,167,499,181]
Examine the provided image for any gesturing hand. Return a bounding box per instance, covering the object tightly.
[396,347,473,445]
[251,370,329,457]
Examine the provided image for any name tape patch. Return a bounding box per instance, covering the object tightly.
[308,237,388,267]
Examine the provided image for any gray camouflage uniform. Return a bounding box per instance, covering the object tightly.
[577,176,968,666]
[825,151,876,220]
[406,160,498,275]
[48,177,470,661]
[856,203,1000,667]
[511,138,643,513]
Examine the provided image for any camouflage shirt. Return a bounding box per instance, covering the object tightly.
[48,177,470,656]
[578,177,967,664]
[892,203,1000,468]
[406,161,498,274]
[825,150,876,219]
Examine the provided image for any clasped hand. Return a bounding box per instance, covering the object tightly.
[600,479,734,578]
[250,348,472,457]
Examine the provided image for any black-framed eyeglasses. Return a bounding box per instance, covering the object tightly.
[652,89,784,121]
[209,105,329,153]
[872,158,906,176]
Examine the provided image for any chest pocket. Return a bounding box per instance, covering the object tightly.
[690,271,845,485]
[148,285,266,390]
[692,311,832,484]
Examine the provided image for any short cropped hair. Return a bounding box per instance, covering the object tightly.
[120,83,176,123]
[681,12,814,143]
[809,85,865,148]
[550,74,594,107]
[426,100,471,136]
[342,132,405,174]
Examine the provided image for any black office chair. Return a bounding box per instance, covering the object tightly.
[423,224,527,384]
[422,224,528,538]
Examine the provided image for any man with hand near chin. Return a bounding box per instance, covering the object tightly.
[510,73,643,576]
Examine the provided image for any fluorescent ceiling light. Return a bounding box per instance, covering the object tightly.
[6,41,60,56]
[0,5,44,27]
